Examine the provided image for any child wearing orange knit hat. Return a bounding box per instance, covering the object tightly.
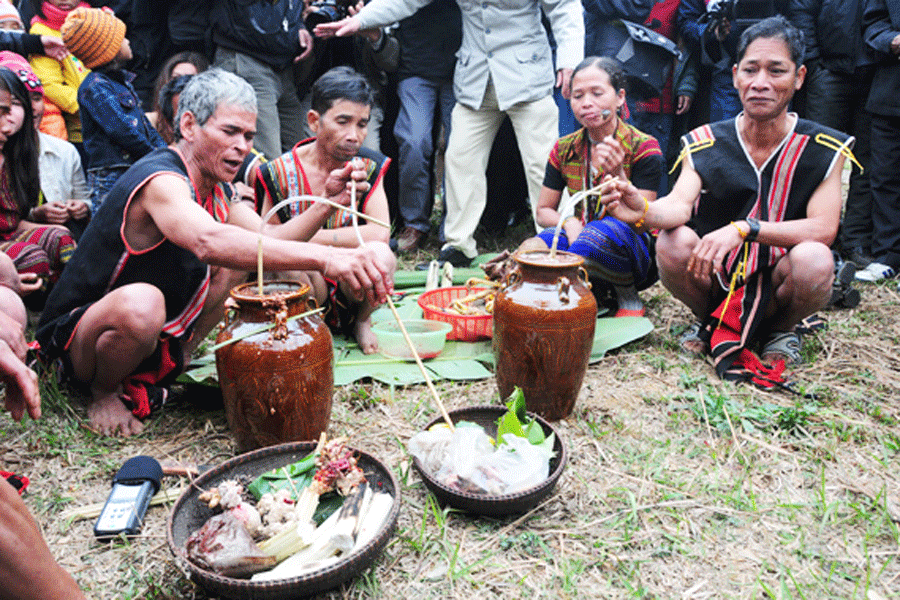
[61,7,164,214]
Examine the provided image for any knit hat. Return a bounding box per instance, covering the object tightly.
[60,7,126,69]
[0,51,43,95]
[0,2,23,30]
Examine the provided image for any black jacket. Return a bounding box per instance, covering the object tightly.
[212,0,304,70]
[396,0,461,81]
[863,0,900,116]
[789,0,876,73]
[583,0,655,57]
[0,31,45,57]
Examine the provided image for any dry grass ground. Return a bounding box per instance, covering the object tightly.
[3,222,899,599]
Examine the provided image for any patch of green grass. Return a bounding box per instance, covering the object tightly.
[678,382,821,437]
[609,560,650,597]
[646,354,672,374]
[580,413,624,441]
[825,419,870,444]
[401,493,457,556]
[394,451,414,487]
[352,566,384,597]
[755,562,814,600]
[498,531,551,557]
[552,557,588,595]
[677,369,708,389]
[343,384,381,410]
[800,332,825,364]
[31,490,76,521]
[875,431,900,462]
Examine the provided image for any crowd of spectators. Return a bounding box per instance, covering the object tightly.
[0,0,886,287]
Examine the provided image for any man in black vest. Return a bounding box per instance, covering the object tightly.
[601,17,850,380]
[37,70,391,437]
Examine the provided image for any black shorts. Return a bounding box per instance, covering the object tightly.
[323,279,358,337]
[36,304,184,417]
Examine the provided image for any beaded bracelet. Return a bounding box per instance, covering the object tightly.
[730,220,749,240]
[634,195,650,229]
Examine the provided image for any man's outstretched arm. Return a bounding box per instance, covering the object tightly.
[140,175,392,304]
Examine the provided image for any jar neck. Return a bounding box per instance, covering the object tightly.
[513,252,583,284]
[230,283,311,319]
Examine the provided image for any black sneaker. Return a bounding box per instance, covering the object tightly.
[845,247,875,269]
[828,258,860,309]
[415,246,471,270]
[835,259,856,287]
[839,286,861,309]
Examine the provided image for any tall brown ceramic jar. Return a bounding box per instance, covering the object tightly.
[215,281,333,452]
[493,250,596,421]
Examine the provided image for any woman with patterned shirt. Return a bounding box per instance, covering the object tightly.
[519,56,663,317]
[0,67,75,307]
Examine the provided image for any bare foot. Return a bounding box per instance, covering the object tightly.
[682,338,707,355]
[354,317,379,355]
[87,390,144,437]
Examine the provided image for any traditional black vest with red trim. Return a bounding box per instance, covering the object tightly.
[683,115,851,280]
[38,147,234,340]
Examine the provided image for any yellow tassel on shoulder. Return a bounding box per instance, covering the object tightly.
[814,133,863,173]
[669,137,714,175]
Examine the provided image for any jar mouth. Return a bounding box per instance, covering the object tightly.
[514,249,584,268]
[230,280,310,303]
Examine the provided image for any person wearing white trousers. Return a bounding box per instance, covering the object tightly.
[314,0,584,266]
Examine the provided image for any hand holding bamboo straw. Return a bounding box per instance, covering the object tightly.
[548,177,617,259]
[254,181,392,296]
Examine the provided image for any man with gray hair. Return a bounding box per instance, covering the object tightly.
[36,69,392,437]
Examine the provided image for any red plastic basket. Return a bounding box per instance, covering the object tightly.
[417,286,493,342]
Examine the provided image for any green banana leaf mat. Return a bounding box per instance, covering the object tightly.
[179,259,653,388]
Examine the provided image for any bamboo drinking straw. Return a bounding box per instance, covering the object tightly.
[348,168,455,431]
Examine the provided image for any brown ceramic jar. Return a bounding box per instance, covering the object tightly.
[493,250,597,421]
[215,281,333,452]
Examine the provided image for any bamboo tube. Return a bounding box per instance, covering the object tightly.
[384,295,454,431]
[350,173,455,431]
[548,177,616,259]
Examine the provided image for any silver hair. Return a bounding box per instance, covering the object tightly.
[173,68,257,141]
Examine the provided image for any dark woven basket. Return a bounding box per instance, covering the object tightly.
[412,405,566,517]
[167,442,401,600]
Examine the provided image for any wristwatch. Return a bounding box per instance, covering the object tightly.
[745,217,760,242]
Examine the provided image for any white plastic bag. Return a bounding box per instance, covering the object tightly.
[467,434,551,495]
[407,425,552,495]
[406,425,453,473]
